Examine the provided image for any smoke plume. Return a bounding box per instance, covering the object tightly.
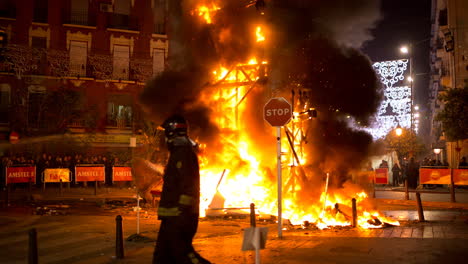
[140,0,383,184]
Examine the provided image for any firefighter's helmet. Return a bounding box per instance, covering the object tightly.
[161,114,188,138]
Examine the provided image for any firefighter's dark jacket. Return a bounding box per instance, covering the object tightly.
[157,136,200,217]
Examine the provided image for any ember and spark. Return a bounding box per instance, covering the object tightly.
[140,0,396,229]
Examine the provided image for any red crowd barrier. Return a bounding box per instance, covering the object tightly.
[419,168,468,186]
[5,166,36,185]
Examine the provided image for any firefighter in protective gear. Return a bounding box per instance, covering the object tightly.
[153,115,211,264]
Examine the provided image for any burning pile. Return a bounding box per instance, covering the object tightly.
[140,0,397,229]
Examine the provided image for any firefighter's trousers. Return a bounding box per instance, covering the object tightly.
[152,212,211,264]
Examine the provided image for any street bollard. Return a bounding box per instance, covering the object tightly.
[28,179,33,202]
[28,178,32,195]
[115,215,124,259]
[28,228,38,264]
[416,192,425,222]
[249,203,260,264]
[352,198,357,228]
[372,179,376,198]
[404,179,409,200]
[250,203,256,228]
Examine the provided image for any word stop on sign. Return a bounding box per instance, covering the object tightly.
[265,108,290,116]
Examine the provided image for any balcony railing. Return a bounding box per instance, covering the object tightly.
[108,14,138,31]
[64,10,96,27]
[154,23,166,35]
[0,44,154,82]
[33,9,48,23]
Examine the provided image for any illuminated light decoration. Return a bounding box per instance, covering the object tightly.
[364,59,412,138]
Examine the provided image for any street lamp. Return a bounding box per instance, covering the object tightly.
[400,46,409,54]
[400,44,414,133]
[433,148,442,163]
[395,124,403,137]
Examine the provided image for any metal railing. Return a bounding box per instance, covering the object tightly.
[108,14,138,31]
[64,10,96,27]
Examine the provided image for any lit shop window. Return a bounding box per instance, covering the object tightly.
[107,94,132,128]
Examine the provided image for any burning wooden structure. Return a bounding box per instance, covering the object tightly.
[143,1,399,230]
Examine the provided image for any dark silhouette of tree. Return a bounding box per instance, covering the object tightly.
[436,85,468,141]
[384,127,425,160]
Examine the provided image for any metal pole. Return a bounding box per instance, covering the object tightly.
[352,198,357,228]
[28,228,38,264]
[42,171,45,192]
[276,126,282,239]
[28,177,32,195]
[136,194,140,234]
[404,179,409,200]
[94,180,98,196]
[59,179,63,196]
[115,215,124,259]
[416,192,425,222]
[372,177,376,198]
[5,185,9,207]
[450,168,456,203]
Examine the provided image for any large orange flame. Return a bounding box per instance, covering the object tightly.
[190,3,398,229]
[192,4,221,24]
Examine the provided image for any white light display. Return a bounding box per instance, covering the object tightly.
[364,59,412,139]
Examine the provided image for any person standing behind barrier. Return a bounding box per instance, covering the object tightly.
[460,157,468,168]
[0,155,7,187]
[153,114,211,264]
[103,156,112,186]
[407,157,419,189]
[392,163,401,186]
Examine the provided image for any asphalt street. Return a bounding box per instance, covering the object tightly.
[1,186,468,263]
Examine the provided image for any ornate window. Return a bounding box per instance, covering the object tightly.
[69,40,87,77]
[112,45,130,80]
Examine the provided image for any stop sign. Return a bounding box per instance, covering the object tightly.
[9,131,19,144]
[263,97,292,126]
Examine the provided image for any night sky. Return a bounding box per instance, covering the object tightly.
[362,0,432,108]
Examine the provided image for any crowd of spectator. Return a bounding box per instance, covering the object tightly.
[377,156,467,189]
[420,157,449,167]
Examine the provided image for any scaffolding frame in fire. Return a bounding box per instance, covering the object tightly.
[207,61,315,212]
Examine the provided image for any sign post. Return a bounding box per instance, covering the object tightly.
[263,97,292,239]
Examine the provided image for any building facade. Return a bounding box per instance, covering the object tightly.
[0,0,167,155]
[429,0,468,166]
